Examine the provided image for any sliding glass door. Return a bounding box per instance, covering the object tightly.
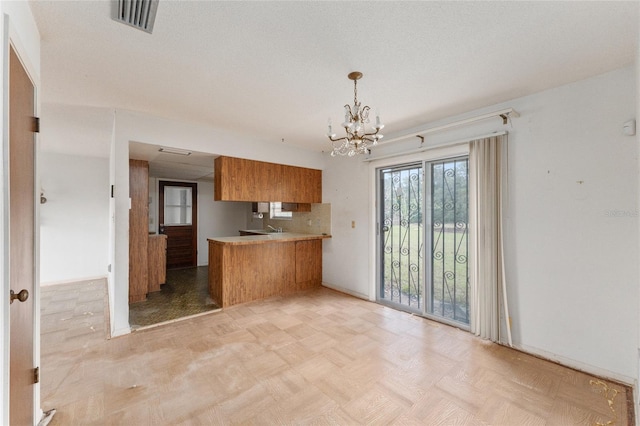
[378,157,469,327]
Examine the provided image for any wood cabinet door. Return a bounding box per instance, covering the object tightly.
[214,155,322,203]
[304,168,322,203]
[214,156,225,201]
[148,235,167,292]
[263,162,283,201]
[283,166,321,203]
[215,156,255,201]
[129,160,149,302]
[295,240,322,284]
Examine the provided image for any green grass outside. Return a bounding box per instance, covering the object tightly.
[382,223,468,312]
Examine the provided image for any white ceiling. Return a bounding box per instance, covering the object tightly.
[129,141,215,181]
[31,1,638,158]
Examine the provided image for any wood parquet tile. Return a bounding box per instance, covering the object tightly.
[41,281,633,425]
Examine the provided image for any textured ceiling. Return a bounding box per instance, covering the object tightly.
[129,141,215,181]
[30,1,638,154]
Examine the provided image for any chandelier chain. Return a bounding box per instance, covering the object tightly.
[353,80,358,106]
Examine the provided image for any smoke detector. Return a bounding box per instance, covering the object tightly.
[112,0,159,34]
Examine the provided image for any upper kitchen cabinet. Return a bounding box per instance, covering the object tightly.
[286,166,322,204]
[214,156,321,203]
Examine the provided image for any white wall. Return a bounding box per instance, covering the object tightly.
[39,152,109,284]
[0,2,41,424]
[322,157,371,299]
[196,181,249,266]
[323,65,639,384]
[507,66,637,384]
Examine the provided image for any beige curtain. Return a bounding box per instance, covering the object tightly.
[468,135,511,344]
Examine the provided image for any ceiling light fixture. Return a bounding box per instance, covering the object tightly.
[158,147,191,156]
[327,71,384,157]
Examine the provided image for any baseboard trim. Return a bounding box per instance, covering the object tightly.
[110,326,131,338]
[513,342,634,386]
[321,282,369,300]
[40,275,108,287]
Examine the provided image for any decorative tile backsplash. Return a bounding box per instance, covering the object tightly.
[259,203,331,235]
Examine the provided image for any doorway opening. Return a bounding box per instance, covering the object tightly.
[129,180,219,329]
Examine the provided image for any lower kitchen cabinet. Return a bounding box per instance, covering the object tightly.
[295,240,322,285]
[208,236,325,308]
[148,234,167,292]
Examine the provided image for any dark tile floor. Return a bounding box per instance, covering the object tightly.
[129,266,220,329]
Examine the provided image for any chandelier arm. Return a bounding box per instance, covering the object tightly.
[360,105,371,121]
[344,126,356,138]
[328,135,349,143]
[362,128,380,137]
[343,104,354,120]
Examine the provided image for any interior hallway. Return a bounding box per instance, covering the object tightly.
[40,280,633,425]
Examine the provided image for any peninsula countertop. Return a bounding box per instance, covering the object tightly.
[208,232,331,246]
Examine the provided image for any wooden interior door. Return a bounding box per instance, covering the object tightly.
[159,181,197,269]
[9,45,36,426]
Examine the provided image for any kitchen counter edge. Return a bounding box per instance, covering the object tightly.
[208,233,331,246]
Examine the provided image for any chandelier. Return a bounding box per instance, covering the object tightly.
[327,71,384,157]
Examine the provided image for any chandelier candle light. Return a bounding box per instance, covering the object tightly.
[327,71,384,157]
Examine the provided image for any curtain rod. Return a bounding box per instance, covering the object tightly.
[378,107,519,146]
[362,131,507,163]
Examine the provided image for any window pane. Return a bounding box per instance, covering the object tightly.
[164,187,192,225]
[270,202,292,220]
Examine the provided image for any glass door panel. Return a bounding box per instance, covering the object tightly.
[164,186,193,225]
[379,164,423,311]
[427,158,469,325]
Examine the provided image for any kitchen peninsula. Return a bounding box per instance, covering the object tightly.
[208,232,330,308]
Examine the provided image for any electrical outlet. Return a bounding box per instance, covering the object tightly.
[351,220,356,229]
[508,317,513,328]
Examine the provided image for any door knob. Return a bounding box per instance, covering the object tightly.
[10,289,29,304]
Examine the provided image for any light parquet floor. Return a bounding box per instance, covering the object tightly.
[41,281,633,425]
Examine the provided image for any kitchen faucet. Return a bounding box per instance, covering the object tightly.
[267,225,283,233]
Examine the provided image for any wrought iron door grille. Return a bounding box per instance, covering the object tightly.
[380,164,423,310]
[429,159,469,324]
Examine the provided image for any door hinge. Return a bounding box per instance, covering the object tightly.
[32,117,40,133]
[34,366,39,384]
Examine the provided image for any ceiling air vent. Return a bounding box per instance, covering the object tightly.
[112,0,159,34]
